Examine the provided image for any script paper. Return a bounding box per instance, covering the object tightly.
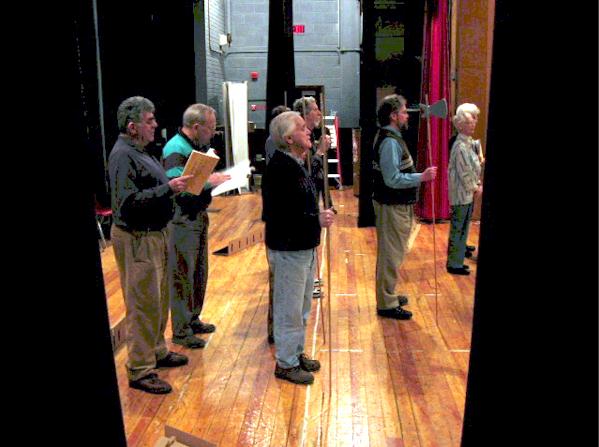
[211,159,252,196]
[181,150,220,195]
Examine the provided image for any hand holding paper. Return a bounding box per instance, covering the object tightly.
[211,159,252,196]
[208,172,231,187]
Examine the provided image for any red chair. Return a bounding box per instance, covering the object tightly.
[95,201,112,251]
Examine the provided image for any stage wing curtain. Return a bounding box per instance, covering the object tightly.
[416,0,451,220]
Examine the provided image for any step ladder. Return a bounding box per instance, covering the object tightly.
[323,115,343,189]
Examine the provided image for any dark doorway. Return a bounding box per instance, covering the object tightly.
[359,0,425,226]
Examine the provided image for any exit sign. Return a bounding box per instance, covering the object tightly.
[293,24,305,34]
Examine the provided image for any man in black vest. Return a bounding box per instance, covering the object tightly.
[372,94,437,320]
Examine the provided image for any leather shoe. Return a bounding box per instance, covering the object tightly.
[377,306,412,320]
[298,353,320,372]
[129,373,172,394]
[447,266,470,275]
[156,351,188,368]
[267,334,274,344]
[172,335,206,349]
[397,295,409,306]
[465,251,473,258]
[466,245,476,252]
[275,365,314,385]
[191,320,216,334]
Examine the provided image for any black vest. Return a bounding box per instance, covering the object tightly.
[372,128,419,205]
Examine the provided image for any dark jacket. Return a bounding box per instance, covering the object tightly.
[261,149,321,251]
[108,135,175,231]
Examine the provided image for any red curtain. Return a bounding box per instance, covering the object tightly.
[416,0,451,220]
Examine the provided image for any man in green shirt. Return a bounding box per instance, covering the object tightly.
[163,104,230,349]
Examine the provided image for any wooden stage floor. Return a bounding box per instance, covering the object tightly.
[100,189,478,447]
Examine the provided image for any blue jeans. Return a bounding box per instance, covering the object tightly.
[447,203,473,268]
[267,248,316,369]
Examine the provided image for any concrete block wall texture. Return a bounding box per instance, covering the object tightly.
[194,0,227,120]
[219,0,360,129]
[206,0,226,118]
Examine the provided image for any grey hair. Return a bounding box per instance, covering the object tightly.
[453,103,480,129]
[269,111,302,151]
[182,103,216,128]
[117,96,155,133]
[292,96,316,117]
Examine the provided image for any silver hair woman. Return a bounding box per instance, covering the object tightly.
[446,103,483,275]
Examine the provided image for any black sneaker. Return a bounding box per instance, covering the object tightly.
[274,365,314,385]
[172,335,206,349]
[156,351,189,368]
[466,245,476,252]
[312,287,321,298]
[191,320,216,334]
[377,306,413,320]
[267,334,275,344]
[446,266,470,275]
[129,373,172,394]
[298,354,321,372]
[397,295,409,306]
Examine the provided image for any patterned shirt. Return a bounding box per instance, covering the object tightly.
[448,134,482,205]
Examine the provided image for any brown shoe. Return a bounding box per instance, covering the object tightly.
[128,373,172,394]
[298,353,321,372]
[191,320,216,334]
[274,365,314,385]
[156,351,189,368]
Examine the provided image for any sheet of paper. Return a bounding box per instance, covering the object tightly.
[211,159,252,196]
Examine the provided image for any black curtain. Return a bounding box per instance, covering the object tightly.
[28,1,128,444]
[460,1,597,445]
[265,0,296,132]
[96,0,196,161]
[357,0,376,227]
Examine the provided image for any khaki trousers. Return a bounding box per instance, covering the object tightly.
[373,200,416,310]
[111,225,170,381]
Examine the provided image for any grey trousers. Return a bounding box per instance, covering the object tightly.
[373,200,416,310]
[266,249,274,340]
[111,225,170,381]
[167,210,209,339]
[446,203,473,268]
[268,248,316,369]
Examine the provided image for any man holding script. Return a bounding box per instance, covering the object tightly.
[163,104,230,349]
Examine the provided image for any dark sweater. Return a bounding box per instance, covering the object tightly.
[108,135,174,231]
[261,149,321,251]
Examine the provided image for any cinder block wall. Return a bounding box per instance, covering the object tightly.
[221,0,361,129]
[194,0,227,120]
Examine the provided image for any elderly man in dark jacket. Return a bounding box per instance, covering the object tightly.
[262,111,335,385]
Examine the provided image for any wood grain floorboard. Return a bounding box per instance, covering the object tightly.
[99,189,478,446]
